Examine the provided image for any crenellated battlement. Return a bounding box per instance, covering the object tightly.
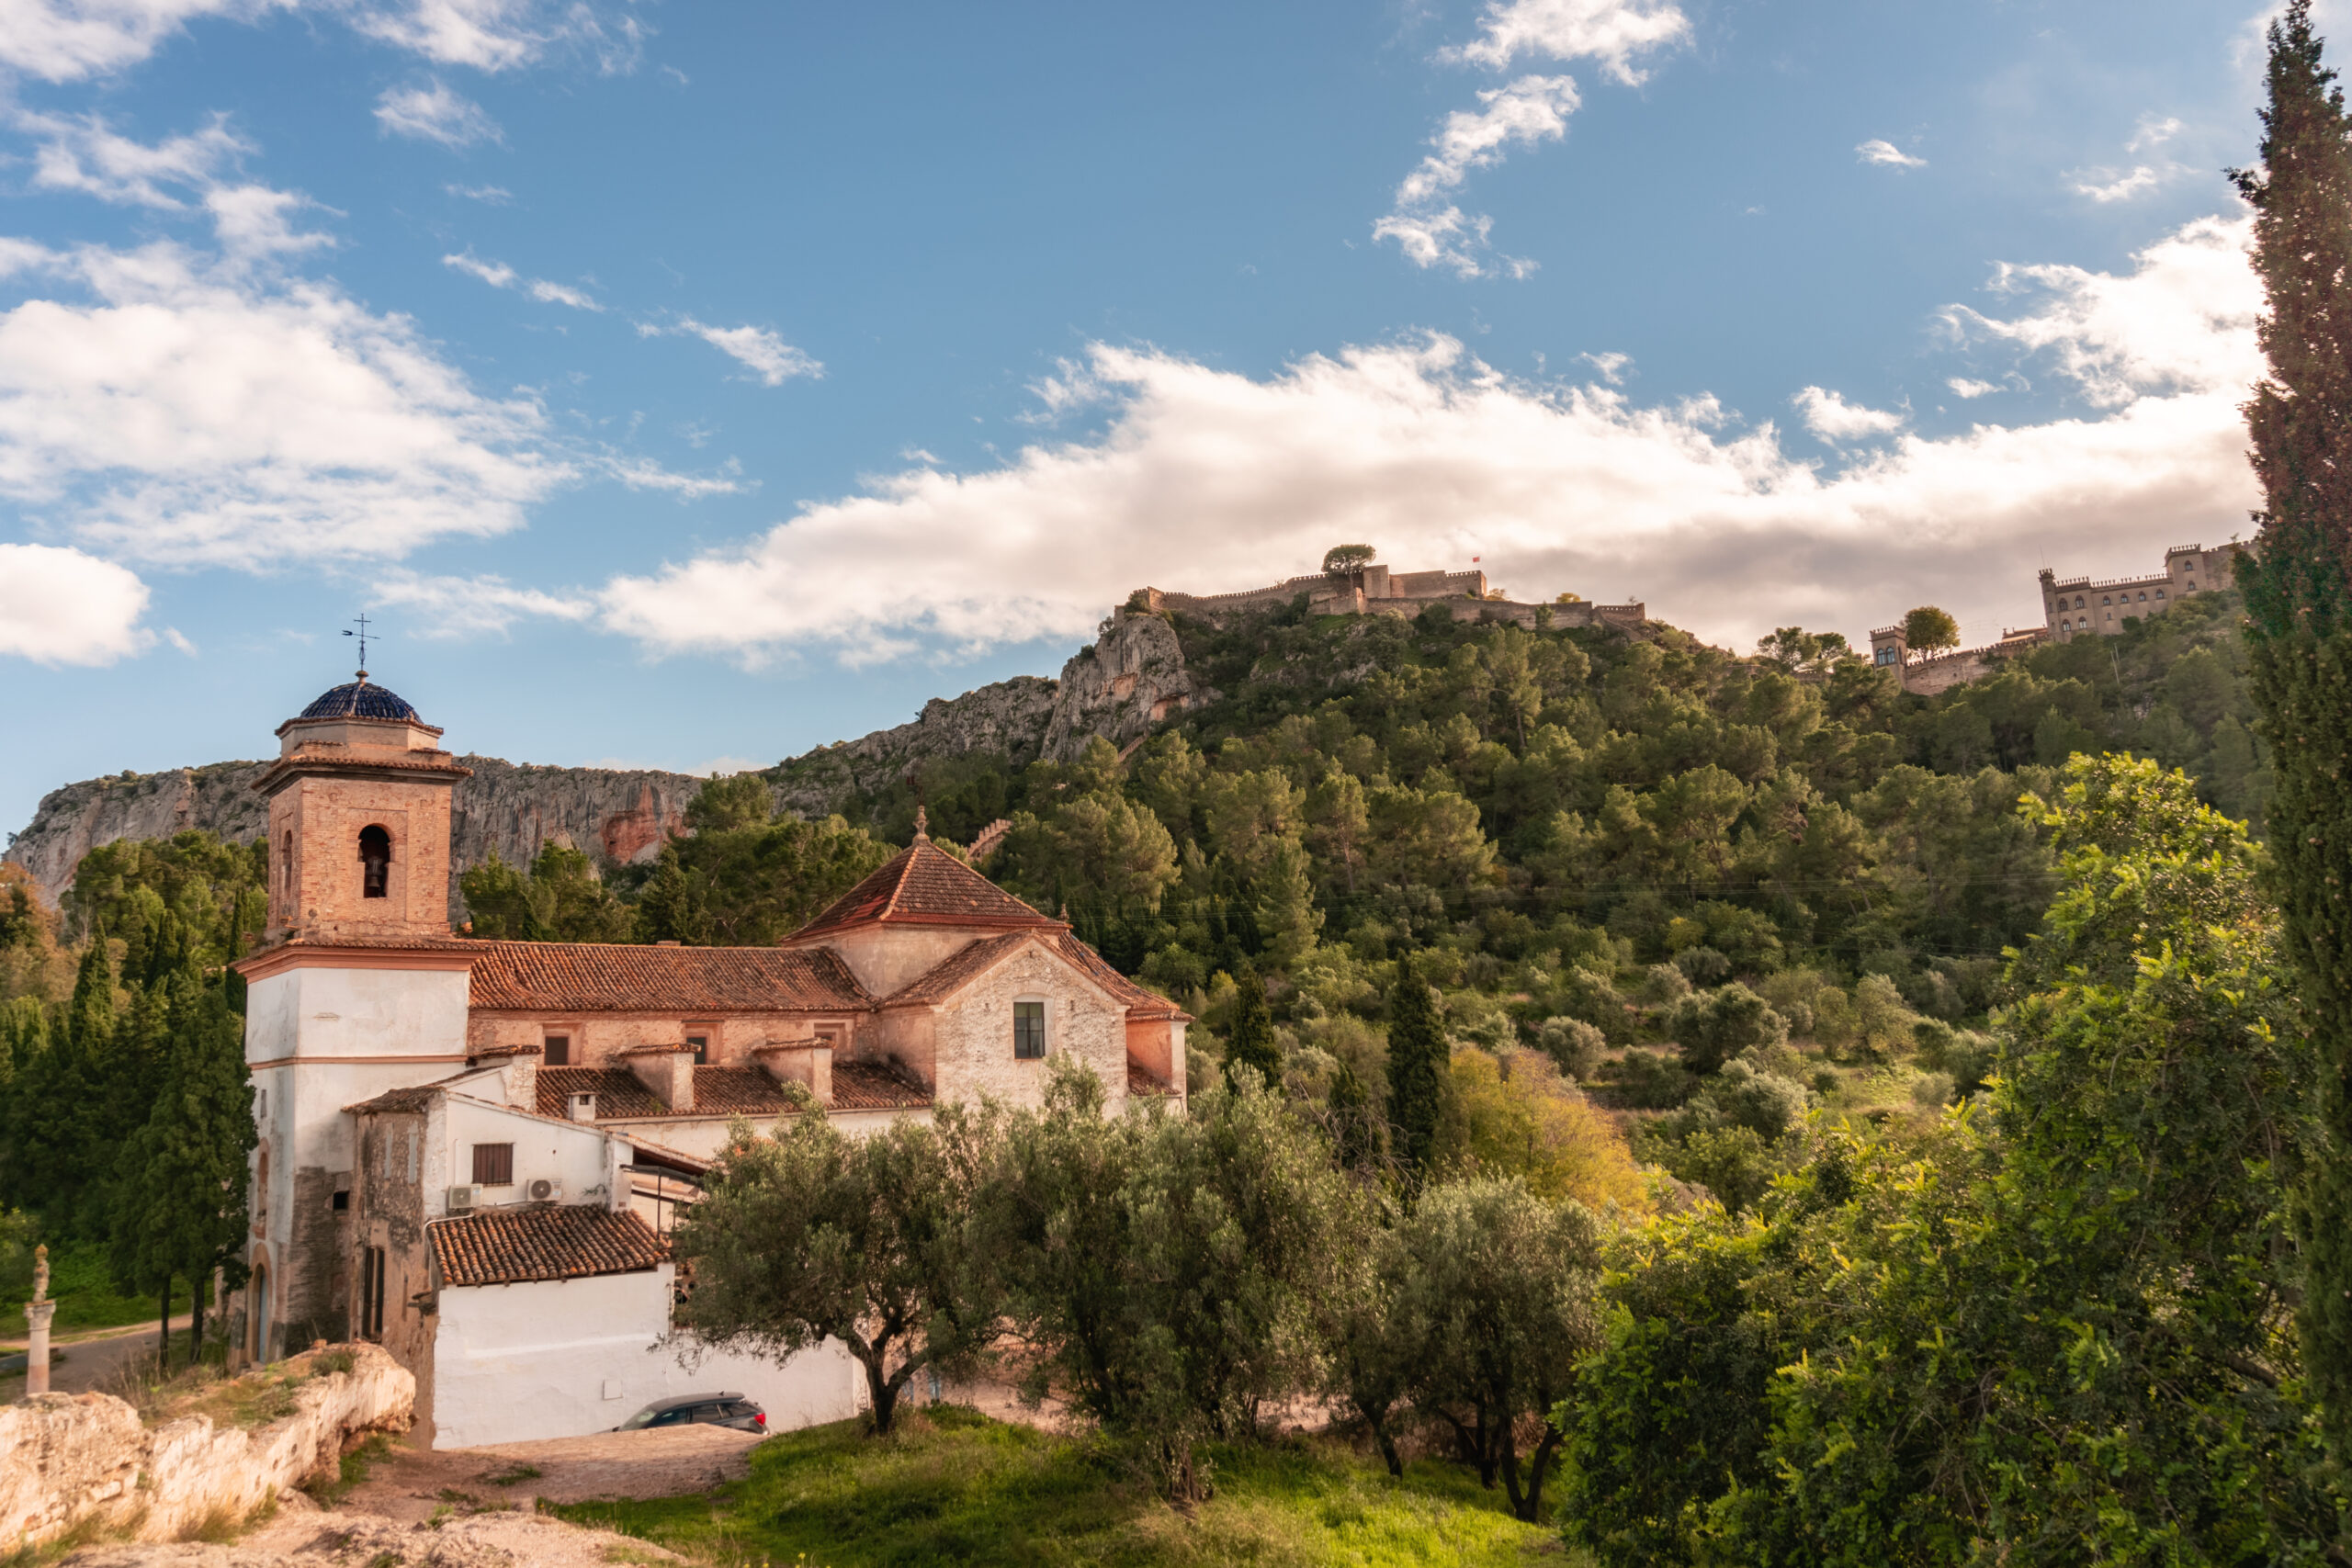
[1125,563,1645,634]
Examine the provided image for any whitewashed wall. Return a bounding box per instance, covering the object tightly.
[430,1265,861,1448]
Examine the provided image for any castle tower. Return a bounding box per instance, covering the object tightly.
[236,672,477,1361]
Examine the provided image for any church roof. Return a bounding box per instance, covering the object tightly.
[790,838,1059,941]
[1050,931,1193,1021]
[874,928,1191,1021]
[431,1205,668,1288]
[297,680,422,723]
[466,941,873,1013]
[536,1062,933,1119]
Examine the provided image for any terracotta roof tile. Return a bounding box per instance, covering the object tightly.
[535,1063,930,1119]
[467,941,872,1013]
[347,1086,440,1114]
[831,1059,934,1111]
[431,1205,669,1287]
[1052,932,1192,1021]
[790,840,1058,940]
[880,933,1030,1007]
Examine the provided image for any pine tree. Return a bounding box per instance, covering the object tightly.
[1224,962,1281,1089]
[1385,953,1446,1184]
[111,977,254,1369]
[13,940,116,1235]
[2237,0,2352,1462]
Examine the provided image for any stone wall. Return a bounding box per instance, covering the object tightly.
[0,1343,413,1548]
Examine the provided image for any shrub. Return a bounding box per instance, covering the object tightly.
[1533,1016,1606,1080]
[1611,1048,1697,1109]
[1657,1126,1781,1214]
[1910,1071,1957,1109]
[1634,964,1692,1007]
[1666,984,1789,1076]
[1672,946,1732,987]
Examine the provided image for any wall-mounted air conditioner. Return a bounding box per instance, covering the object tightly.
[446,1184,479,1212]
[527,1179,562,1202]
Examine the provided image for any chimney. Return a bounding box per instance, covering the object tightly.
[621,1044,695,1112]
[568,1091,599,1123]
[754,1030,832,1108]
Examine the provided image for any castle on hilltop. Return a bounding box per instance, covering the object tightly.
[1129,563,1645,632]
[1864,541,2246,695]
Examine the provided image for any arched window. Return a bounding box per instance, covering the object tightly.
[359,825,391,899]
[280,830,292,898]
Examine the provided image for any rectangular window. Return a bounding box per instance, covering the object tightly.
[471,1143,514,1187]
[685,1033,710,1066]
[543,1034,571,1066]
[1013,1001,1046,1059]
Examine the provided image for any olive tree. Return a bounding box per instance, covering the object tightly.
[670,1105,1000,1435]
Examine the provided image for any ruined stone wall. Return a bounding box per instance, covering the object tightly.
[0,1344,413,1548]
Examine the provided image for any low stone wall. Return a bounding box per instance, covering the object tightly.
[0,1344,413,1549]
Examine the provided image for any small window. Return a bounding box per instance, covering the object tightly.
[543,1034,571,1066]
[332,1190,349,1212]
[359,825,391,899]
[685,1033,709,1066]
[471,1143,514,1187]
[2187,580,2196,591]
[1013,1001,1046,1059]
[359,1246,387,1339]
[2155,589,2165,599]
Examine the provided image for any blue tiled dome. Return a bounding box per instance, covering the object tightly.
[299,681,421,722]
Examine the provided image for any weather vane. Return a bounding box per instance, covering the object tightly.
[343,613,375,677]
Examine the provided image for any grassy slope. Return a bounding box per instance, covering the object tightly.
[0,1239,174,1339]
[547,1405,1567,1568]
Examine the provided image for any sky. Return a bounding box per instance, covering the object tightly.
[0,0,2300,837]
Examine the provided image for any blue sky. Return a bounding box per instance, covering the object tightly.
[0,0,2289,836]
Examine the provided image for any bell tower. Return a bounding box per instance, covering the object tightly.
[237,670,477,1360]
[257,673,469,943]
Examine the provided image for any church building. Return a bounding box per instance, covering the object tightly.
[232,674,1188,1445]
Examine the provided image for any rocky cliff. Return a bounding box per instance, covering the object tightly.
[6,610,1207,911]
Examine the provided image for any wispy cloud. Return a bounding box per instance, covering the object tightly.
[446,182,513,204]
[17,110,332,259]
[2072,165,2166,203]
[1856,139,1925,169]
[443,249,600,309]
[368,569,593,636]
[646,318,822,386]
[374,79,502,148]
[1378,0,1687,279]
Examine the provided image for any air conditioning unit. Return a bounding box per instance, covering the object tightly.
[527,1179,562,1202]
[446,1185,479,1212]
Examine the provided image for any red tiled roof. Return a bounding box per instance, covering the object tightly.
[831,1059,934,1111]
[431,1205,669,1287]
[789,840,1058,940]
[467,941,872,1012]
[536,1062,931,1119]
[880,933,1030,1007]
[1053,932,1192,1021]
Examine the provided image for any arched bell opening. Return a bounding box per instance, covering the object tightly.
[359,825,392,899]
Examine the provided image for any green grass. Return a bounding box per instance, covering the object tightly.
[0,1240,177,1338]
[545,1405,1571,1567]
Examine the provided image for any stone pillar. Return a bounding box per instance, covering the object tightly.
[26,1243,52,1395]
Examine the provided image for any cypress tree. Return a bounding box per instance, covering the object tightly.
[1385,953,1446,1184]
[14,938,116,1235]
[1224,962,1282,1089]
[111,977,254,1370]
[2237,0,2352,1461]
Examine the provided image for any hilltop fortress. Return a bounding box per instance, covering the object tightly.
[1132,563,1645,632]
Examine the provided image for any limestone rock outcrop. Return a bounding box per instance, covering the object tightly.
[0,1344,413,1549]
[6,612,1207,912]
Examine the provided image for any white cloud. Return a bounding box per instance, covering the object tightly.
[593,453,748,498]
[1947,377,2001,399]
[1442,0,1690,84]
[204,184,334,259]
[1857,139,1925,169]
[1379,0,1686,278]
[2073,165,2166,203]
[443,249,599,309]
[670,318,822,387]
[1378,74,1578,276]
[0,0,640,82]
[0,542,150,664]
[2129,114,2184,152]
[0,239,568,568]
[1794,386,1906,441]
[374,79,501,147]
[18,108,245,207]
[1579,351,1630,383]
[368,568,592,636]
[445,183,512,203]
[598,215,2262,666]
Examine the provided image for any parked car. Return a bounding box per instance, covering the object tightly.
[614,1393,767,1434]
